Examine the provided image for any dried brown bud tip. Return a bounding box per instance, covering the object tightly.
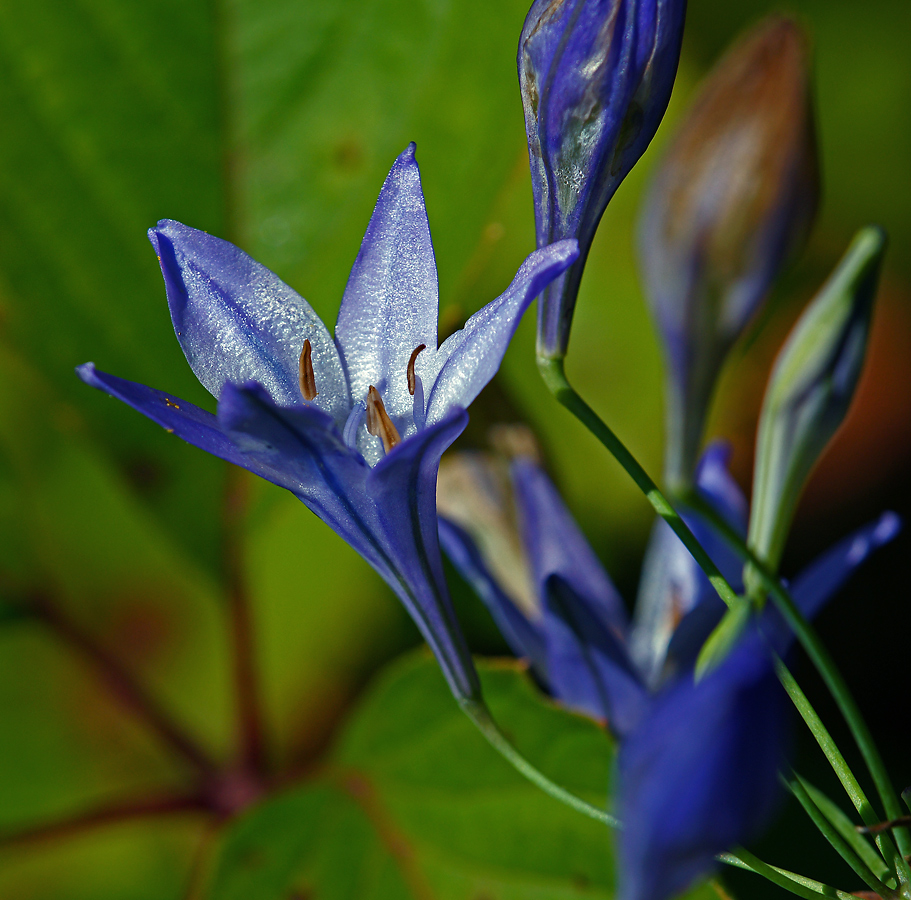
[298,339,318,401]
[407,344,427,396]
[366,385,401,453]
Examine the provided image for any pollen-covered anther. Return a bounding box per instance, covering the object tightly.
[366,385,401,453]
[298,339,318,401]
[407,344,427,396]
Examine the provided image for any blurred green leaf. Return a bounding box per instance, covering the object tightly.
[209,654,616,899]
[208,654,722,900]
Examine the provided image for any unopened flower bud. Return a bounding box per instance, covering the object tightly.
[520,0,687,359]
[638,16,818,490]
[748,227,885,577]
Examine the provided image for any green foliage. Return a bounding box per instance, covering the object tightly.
[208,654,636,900]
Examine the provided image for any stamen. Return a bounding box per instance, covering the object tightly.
[366,386,401,453]
[298,339,318,401]
[407,344,426,396]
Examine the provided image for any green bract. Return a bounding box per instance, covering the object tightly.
[748,226,886,580]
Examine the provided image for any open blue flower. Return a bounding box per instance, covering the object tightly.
[78,144,578,705]
[438,440,899,899]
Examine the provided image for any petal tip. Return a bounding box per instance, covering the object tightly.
[75,362,97,384]
[875,511,902,544]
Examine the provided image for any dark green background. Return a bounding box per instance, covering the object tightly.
[0,0,909,896]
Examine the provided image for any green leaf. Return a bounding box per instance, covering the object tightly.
[208,654,721,900]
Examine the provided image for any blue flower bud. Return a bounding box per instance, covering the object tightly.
[748,227,886,577]
[638,16,818,490]
[519,0,687,359]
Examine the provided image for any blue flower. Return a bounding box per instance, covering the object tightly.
[78,144,578,705]
[518,0,687,358]
[438,439,899,899]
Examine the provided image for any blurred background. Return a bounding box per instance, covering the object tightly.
[0,0,909,896]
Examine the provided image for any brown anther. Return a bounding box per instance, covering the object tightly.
[407,344,426,396]
[366,386,401,453]
[298,339,318,401]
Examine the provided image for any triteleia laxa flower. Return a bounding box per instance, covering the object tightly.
[78,144,578,705]
[519,0,687,358]
[638,15,818,489]
[438,437,899,900]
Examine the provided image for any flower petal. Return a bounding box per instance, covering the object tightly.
[512,457,629,637]
[761,511,901,654]
[150,220,349,420]
[542,575,647,736]
[77,362,252,469]
[438,517,548,675]
[367,409,480,702]
[334,144,440,422]
[617,640,788,900]
[630,442,747,687]
[214,382,400,582]
[422,239,578,425]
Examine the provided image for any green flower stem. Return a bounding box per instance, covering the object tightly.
[681,490,911,872]
[460,697,621,828]
[719,849,857,900]
[787,774,898,898]
[539,356,909,869]
[538,357,740,612]
[772,653,909,883]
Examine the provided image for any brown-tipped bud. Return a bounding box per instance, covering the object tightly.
[365,385,401,453]
[639,16,819,490]
[298,339,318,401]
[407,344,426,396]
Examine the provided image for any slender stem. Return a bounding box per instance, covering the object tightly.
[682,491,911,868]
[773,655,908,882]
[787,775,898,898]
[539,357,909,866]
[719,849,857,900]
[223,467,268,775]
[538,357,739,611]
[463,690,876,900]
[31,592,219,776]
[0,791,207,848]
[460,698,621,828]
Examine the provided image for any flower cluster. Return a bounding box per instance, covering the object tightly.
[78,5,895,900]
[439,437,897,900]
[80,144,578,705]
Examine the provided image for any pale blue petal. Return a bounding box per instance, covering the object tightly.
[334,144,439,422]
[150,220,349,422]
[421,240,579,425]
